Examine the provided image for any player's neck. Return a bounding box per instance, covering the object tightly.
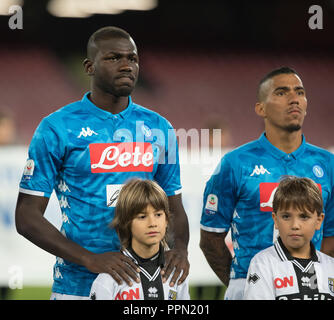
[131,241,160,259]
[265,128,303,154]
[287,243,311,259]
[89,89,129,114]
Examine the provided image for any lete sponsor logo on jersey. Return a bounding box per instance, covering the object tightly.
[89,142,154,173]
[259,182,322,212]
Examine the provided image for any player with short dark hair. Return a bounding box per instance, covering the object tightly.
[90,178,190,300]
[200,67,334,300]
[15,26,189,299]
[244,176,334,300]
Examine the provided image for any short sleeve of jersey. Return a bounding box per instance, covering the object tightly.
[323,153,334,237]
[154,121,181,197]
[200,154,237,233]
[243,253,276,300]
[19,117,65,198]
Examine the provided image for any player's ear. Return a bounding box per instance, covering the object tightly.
[272,212,278,229]
[255,102,266,118]
[83,58,95,76]
[315,212,325,230]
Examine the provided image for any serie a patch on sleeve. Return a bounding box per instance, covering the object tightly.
[205,194,218,215]
[23,159,35,180]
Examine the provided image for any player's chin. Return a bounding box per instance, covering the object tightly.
[284,123,302,133]
[114,85,135,97]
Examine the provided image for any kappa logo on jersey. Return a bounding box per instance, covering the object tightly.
[260,182,322,212]
[115,288,140,300]
[89,142,153,173]
[77,127,98,138]
[250,165,271,176]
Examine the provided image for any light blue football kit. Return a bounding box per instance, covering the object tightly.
[201,133,334,283]
[19,92,181,296]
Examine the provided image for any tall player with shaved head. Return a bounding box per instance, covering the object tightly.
[15,27,189,299]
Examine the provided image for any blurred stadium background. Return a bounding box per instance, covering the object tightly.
[0,0,333,299]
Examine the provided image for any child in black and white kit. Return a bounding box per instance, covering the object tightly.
[90,178,190,300]
[244,176,334,300]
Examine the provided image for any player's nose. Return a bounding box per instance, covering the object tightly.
[291,218,301,230]
[119,57,133,72]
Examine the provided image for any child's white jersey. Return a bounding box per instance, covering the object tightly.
[244,238,334,300]
[90,248,190,300]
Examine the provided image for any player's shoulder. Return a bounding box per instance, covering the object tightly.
[316,250,334,265]
[223,137,262,162]
[93,273,115,285]
[305,141,334,160]
[131,101,173,128]
[40,98,83,127]
[250,244,279,265]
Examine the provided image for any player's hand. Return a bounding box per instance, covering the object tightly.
[161,248,189,287]
[84,251,141,286]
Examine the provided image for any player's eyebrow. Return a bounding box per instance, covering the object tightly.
[273,86,290,92]
[273,86,305,92]
[103,50,138,56]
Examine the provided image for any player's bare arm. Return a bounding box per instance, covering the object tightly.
[321,236,334,257]
[200,229,232,287]
[161,194,190,286]
[15,192,140,286]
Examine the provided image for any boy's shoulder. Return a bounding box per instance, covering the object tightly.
[316,250,334,265]
[94,272,114,285]
[251,244,279,264]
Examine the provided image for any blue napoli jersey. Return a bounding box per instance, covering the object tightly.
[200,133,334,280]
[19,92,181,296]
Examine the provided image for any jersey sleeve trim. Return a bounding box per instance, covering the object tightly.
[19,187,47,197]
[200,224,228,233]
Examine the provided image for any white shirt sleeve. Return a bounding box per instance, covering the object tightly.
[90,273,117,300]
[176,277,190,300]
[243,254,276,300]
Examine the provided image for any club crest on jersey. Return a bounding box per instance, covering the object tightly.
[168,289,177,300]
[329,278,334,294]
[141,124,152,137]
[313,165,324,178]
[89,142,154,173]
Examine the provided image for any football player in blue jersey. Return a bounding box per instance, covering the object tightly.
[15,26,189,299]
[200,66,334,300]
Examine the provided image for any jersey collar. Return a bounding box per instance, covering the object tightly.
[123,244,165,268]
[275,237,319,263]
[258,132,306,160]
[81,92,134,120]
